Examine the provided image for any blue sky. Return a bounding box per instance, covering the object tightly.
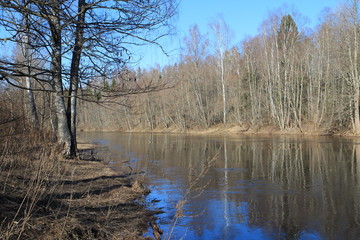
[135,0,341,69]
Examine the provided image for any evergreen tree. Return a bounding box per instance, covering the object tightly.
[277,14,299,50]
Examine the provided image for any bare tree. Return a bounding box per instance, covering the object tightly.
[209,15,233,124]
[182,25,209,127]
[0,0,178,156]
[242,37,264,125]
[338,0,360,134]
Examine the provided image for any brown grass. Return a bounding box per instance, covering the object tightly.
[0,131,158,240]
[164,153,217,240]
[80,122,345,137]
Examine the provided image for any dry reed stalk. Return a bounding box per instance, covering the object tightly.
[164,152,218,240]
[0,130,67,240]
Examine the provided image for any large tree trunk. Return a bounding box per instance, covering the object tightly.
[49,0,73,157]
[67,0,86,156]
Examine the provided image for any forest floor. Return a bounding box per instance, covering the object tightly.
[0,139,162,240]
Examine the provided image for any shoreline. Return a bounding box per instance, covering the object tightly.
[78,123,357,138]
[0,140,161,240]
[70,142,163,239]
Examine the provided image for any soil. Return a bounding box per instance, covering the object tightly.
[0,142,162,240]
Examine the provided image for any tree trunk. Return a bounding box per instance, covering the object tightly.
[49,0,72,156]
[25,76,39,129]
[67,0,86,156]
[220,56,226,124]
[23,0,39,129]
[354,86,360,134]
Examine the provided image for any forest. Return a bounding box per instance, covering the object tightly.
[79,1,360,136]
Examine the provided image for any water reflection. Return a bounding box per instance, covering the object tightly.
[80,132,360,240]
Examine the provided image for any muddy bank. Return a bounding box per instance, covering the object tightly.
[0,141,161,240]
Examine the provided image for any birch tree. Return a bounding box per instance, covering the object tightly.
[242,37,264,125]
[209,16,233,124]
[261,13,303,129]
[22,0,39,129]
[338,0,360,134]
[182,25,209,127]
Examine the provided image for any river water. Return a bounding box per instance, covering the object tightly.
[79,132,360,240]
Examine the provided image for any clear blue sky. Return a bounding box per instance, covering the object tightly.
[135,0,341,69]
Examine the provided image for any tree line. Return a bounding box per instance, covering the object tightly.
[79,0,360,135]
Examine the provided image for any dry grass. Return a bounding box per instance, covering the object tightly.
[112,123,346,137]
[164,153,218,240]
[0,130,158,240]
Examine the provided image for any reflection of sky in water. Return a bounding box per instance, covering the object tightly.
[80,132,360,240]
[146,167,324,240]
[147,179,325,240]
[142,151,330,238]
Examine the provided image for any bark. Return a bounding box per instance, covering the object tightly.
[49,0,72,156]
[25,76,39,129]
[67,0,86,156]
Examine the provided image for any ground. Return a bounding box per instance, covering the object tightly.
[0,140,162,240]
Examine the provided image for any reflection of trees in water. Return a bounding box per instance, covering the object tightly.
[86,133,360,239]
[238,140,360,239]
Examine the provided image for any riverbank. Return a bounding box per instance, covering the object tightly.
[0,136,161,239]
[79,123,352,137]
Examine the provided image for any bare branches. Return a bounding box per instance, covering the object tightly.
[0,0,178,155]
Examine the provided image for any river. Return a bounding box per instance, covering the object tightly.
[79,132,360,240]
